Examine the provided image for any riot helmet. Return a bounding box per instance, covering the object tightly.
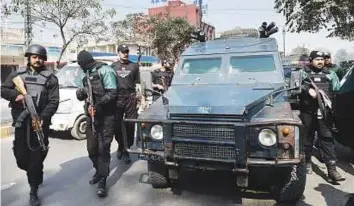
[25,44,47,61]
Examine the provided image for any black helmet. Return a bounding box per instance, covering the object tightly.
[25,44,47,61]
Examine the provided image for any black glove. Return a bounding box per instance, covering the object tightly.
[76,88,88,101]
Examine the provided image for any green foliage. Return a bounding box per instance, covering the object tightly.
[274,0,354,40]
[148,15,195,60]
[3,0,116,62]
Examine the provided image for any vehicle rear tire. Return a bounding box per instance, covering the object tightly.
[148,161,170,188]
[274,162,307,204]
[70,115,87,140]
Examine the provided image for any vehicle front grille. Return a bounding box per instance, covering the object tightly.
[174,143,236,160]
[173,124,235,141]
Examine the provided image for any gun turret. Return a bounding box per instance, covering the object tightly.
[191,30,206,42]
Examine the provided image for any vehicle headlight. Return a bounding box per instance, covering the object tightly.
[258,129,277,147]
[150,125,163,140]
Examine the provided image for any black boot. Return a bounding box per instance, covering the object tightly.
[29,186,40,206]
[122,151,131,165]
[89,172,101,185]
[117,148,123,160]
[96,177,107,198]
[326,161,346,182]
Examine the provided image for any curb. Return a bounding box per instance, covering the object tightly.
[1,122,14,139]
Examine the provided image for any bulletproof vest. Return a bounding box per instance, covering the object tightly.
[305,67,332,97]
[17,66,52,112]
[82,64,106,105]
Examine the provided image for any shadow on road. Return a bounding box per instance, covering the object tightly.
[49,131,75,140]
[315,183,351,206]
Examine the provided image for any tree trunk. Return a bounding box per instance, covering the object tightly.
[56,26,67,71]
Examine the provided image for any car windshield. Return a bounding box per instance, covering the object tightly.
[229,55,275,73]
[180,57,222,74]
[56,66,84,88]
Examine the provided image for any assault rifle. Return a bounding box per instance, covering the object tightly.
[13,76,48,151]
[85,72,96,135]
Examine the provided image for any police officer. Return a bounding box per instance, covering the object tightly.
[0,44,59,206]
[76,50,118,197]
[151,58,175,100]
[111,45,145,164]
[298,51,345,182]
[323,52,346,80]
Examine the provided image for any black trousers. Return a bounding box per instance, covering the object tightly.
[86,114,115,177]
[13,121,49,187]
[114,93,138,150]
[300,112,336,164]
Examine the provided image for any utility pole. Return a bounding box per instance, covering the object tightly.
[24,0,32,48]
[198,0,203,29]
[282,27,286,56]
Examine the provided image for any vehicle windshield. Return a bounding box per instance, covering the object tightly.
[229,55,275,73]
[56,66,84,88]
[180,57,222,74]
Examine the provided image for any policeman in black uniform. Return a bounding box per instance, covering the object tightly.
[111,45,145,164]
[1,44,59,206]
[298,51,345,182]
[76,50,118,197]
[151,58,175,100]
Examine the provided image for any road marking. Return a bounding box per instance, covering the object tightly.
[1,182,16,190]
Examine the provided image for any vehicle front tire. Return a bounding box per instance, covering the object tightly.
[148,161,170,188]
[70,115,87,140]
[274,162,307,204]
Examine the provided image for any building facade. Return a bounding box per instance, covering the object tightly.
[148,0,215,40]
[0,27,67,82]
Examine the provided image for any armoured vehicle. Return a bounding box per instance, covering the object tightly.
[123,37,306,203]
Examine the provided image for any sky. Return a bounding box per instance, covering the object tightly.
[1,0,354,58]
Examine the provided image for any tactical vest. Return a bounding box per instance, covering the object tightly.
[17,67,52,112]
[82,65,106,107]
[305,67,332,97]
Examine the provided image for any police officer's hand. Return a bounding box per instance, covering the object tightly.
[76,88,88,101]
[15,94,25,105]
[31,117,42,131]
[309,88,317,98]
[157,84,164,90]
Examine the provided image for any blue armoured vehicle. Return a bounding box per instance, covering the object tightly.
[123,35,306,203]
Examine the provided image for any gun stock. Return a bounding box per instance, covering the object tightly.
[12,76,28,95]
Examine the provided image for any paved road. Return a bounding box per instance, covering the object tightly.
[1,133,353,206]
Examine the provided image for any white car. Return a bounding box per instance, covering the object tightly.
[50,58,157,140]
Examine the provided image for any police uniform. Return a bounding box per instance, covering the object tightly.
[299,51,345,182]
[151,67,174,100]
[324,52,346,80]
[76,50,118,197]
[111,45,140,164]
[0,44,59,206]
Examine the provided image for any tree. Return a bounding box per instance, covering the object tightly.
[148,16,195,60]
[335,49,349,64]
[290,46,310,55]
[274,0,354,40]
[111,13,147,44]
[3,0,116,63]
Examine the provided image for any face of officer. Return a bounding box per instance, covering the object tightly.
[312,57,325,69]
[324,56,332,65]
[29,55,45,69]
[119,50,129,62]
